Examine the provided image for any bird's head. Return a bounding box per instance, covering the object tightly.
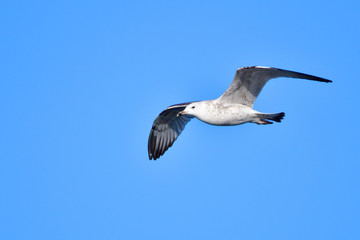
[177,101,205,118]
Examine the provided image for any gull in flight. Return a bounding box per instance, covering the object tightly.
[148,66,331,160]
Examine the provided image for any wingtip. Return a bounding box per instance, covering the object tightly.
[148,147,160,160]
[318,78,332,83]
[148,153,157,160]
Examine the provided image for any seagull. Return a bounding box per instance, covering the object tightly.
[148,66,332,160]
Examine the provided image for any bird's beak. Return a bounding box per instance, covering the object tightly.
[177,111,186,117]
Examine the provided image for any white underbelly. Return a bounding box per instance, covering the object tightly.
[197,105,258,126]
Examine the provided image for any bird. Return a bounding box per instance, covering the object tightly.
[148,66,332,160]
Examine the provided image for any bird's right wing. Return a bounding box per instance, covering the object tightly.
[217,66,332,107]
[148,102,194,160]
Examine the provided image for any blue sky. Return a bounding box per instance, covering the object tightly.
[1,0,359,239]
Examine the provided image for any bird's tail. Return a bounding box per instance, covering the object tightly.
[256,112,285,124]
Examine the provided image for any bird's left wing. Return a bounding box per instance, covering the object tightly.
[148,102,194,160]
[217,66,332,107]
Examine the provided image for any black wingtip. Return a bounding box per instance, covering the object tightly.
[320,78,332,83]
[148,152,158,160]
[308,75,332,83]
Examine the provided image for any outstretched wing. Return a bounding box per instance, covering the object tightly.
[148,102,194,160]
[217,66,332,107]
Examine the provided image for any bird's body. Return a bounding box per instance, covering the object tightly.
[182,100,265,126]
[148,66,332,160]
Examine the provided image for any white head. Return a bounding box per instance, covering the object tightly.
[178,101,207,118]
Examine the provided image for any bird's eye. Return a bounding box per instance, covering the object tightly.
[192,106,195,109]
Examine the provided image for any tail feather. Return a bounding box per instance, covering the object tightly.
[259,112,285,123]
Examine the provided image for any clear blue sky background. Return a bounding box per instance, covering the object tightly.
[1,1,359,239]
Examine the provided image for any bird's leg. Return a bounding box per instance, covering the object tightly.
[256,119,273,125]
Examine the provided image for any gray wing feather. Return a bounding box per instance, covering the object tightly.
[148,103,194,160]
[218,66,332,107]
